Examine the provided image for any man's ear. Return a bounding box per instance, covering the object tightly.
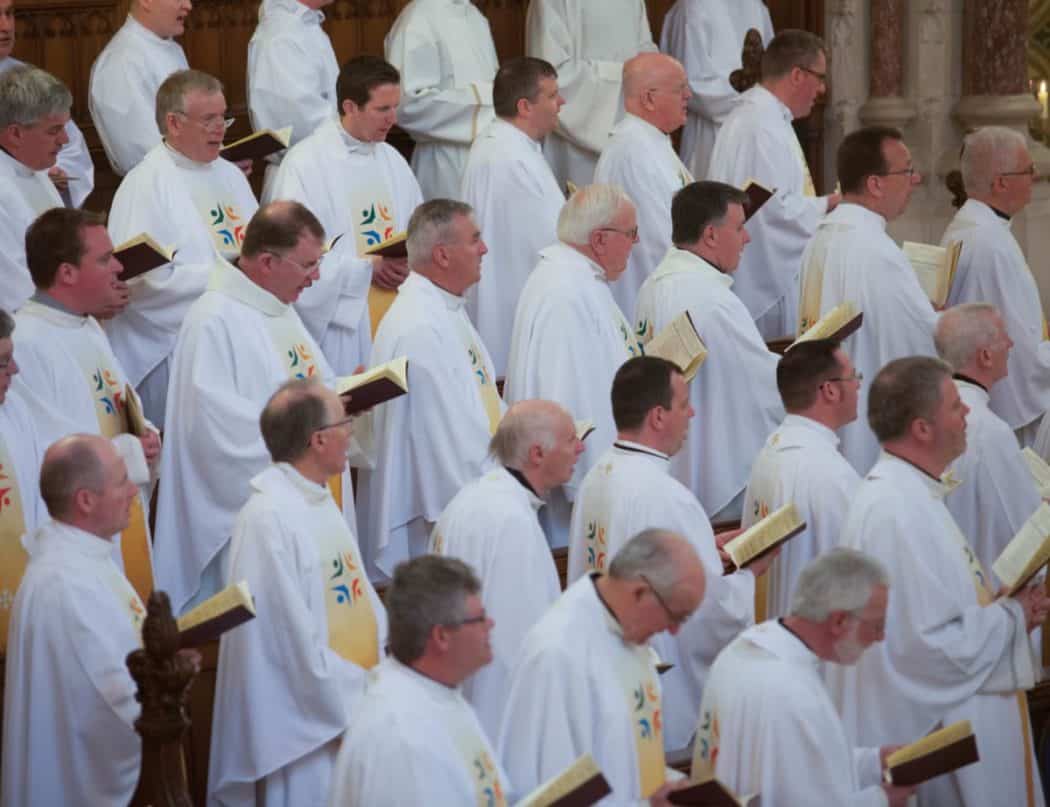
[826,610,851,640]
[54,260,79,288]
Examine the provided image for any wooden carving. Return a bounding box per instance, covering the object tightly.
[730,28,764,94]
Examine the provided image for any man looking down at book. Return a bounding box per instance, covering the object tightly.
[209,378,386,807]
[2,434,145,806]
[328,555,510,804]
[798,125,933,475]
[430,399,581,741]
[825,356,1050,807]
[568,356,766,752]
[694,548,915,807]
[504,183,642,548]
[635,180,782,522]
[743,338,862,619]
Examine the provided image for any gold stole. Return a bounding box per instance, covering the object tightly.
[747,497,772,624]
[452,313,501,435]
[0,435,29,652]
[790,133,816,198]
[619,648,666,797]
[315,514,379,669]
[455,734,507,807]
[98,554,147,640]
[797,255,825,334]
[351,186,399,336]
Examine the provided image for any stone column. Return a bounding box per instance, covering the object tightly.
[859,0,917,128]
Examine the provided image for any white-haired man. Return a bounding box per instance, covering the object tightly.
[505,184,641,546]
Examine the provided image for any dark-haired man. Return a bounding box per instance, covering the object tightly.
[266,55,422,374]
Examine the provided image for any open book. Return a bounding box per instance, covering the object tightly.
[723,504,805,572]
[177,580,256,648]
[516,754,611,807]
[124,384,148,438]
[220,126,292,163]
[1022,448,1050,498]
[645,311,708,382]
[789,302,863,348]
[902,240,962,307]
[575,420,596,442]
[669,778,759,806]
[336,357,409,415]
[885,721,979,787]
[991,502,1050,595]
[114,233,175,281]
[364,231,407,259]
[741,178,774,222]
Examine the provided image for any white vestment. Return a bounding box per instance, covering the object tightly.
[1,520,144,807]
[265,118,423,374]
[499,575,673,805]
[153,258,342,615]
[946,379,1042,586]
[429,466,561,741]
[384,0,499,201]
[635,248,782,516]
[106,143,259,426]
[461,118,565,376]
[0,147,62,313]
[328,657,512,806]
[525,0,657,188]
[659,0,774,179]
[88,15,189,175]
[708,85,826,338]
[209,464,387,807]
[825,452,1043,807]
[594,113,693,318]
[944,199,1050,434]
[356,272,504,579]
[568,442,755,751]
[505,242,638,545]
[694,621,886,807]
[743,414,861,619]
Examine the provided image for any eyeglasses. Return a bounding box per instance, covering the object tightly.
[796,65,827,83]
[308,415,354,446]
[174,111,235,131]
[823,371,864,386]
[269,251,322,274]
[999,164,1036,178]
[877,167,917,177]
[445,611,489,628]
[598,226,640,242]
[639,574,691,627]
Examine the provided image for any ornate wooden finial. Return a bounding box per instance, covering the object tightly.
[730,28,765,94]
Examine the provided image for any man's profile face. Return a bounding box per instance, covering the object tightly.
[831,349,861,424]
[709,202,749,274]
[998,143,1036,215]
[264,232,324,304]
[167,89,227,164]
[449,592,493,677]
[148,0,192,39]
[877,138,921,221]
[72,225,129,319]
[91,444,139,537]
[528,75,564,139]
[664,371,694,456]
[343,82,399,143]
[542,412,584,488]
[832,583,887,665]
[928,374,969,467]
[441,213,487,294]
[7,110,69,171]
[647,62,690,134]
[791,50,827,119]
[0,0,16,61]
[594,203,638,283]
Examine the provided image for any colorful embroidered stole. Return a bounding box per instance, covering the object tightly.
[451,314,502,435]
[97,549,147,640]
[352,184,399,335]
[746,495,773,623]
[453,727,508,806]
[618,646,666,797]
[0,435,28,651]
[184,167,249,256]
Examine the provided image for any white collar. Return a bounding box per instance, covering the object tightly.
[386,656,464,700]
[959,197,1014,230]
[493,466,545,512]
[124,14,176,46]
[653,247,734,288]
[540,241,609,283]
[163,140,215,172]
[209,256,288,316]
[870,451,954,500]
[751,84,794,125]
[746,620,820,669]
[619,112,671,142]
[336,121,378,157]
[954,377,991,407]
[260,0,325,25]
[778,413,841,447]
[406,271,467,311]
[20,298,93,330]
[490,118,543,153]
[613,439,671,464]
[253,462,331,504]
[829,201,888,232]
[25,519,116,561]
[0,144,39,179]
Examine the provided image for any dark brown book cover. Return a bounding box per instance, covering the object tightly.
[340,377,408,415]
[888,735,979,787]
[657,662,674,675]
[220,127,291,163]
[177,603,255,649]
[545,772,612,807]
[114,238,173,281]
[364,232,408,259]
[742,180,774,222]
[669,779,758,806]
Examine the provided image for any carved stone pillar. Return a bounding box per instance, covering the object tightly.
[859,0,917,128]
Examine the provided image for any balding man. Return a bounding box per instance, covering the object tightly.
[88,0,190,175]
[826,357,1049,806]
[2,434,144,806]
[107,69,259,426]
[595,52,693,317]
[209,379,386,807]
[505,184,642,547]
[499,529,700,804]
[937,303,1041,582]
[431,399,582,739]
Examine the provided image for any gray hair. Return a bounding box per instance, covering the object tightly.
[259,378,329,464]
[868,356,953,443]
[386,555,481,664]
[960,126,1028,193]
[406,199,474,271]
[155,69,224,132]
[0,65,72,129]
[0,309,14,341]
[934,303,1002,371]
[789,548,889,621]
[39,435,106,519]
[489,400,566,468]
[557,184,634,246]
[608,528,685,596]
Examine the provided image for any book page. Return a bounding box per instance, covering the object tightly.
[887,721,972,767]
[724,504,803,568]
[992,503,1050,591]
[336,356,408,396]
[517,754,607,806]
[177,580,255,632]
[902,241,948,305]
[575,420,596,442]
[646,312,708,382]
[791,302,861,347]
[124,384,147,438]
[1022,448,1050,495]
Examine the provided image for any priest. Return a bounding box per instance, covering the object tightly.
[430,399,581,740]
[594,53,694,318]
[825,357,1049,807]
[743,339,862,619]
[461,57,566,376]
[384,0,499,200]
[525,0,657,187]
[568,357,763,751]
[504,184,641,546]
[799,125,932,474]
[636,181,782,521]
[2,434,145,807]
[0,65,67,313]
[708,29,836,340]
[356,199,504,580]
[659,0,775,178]
[328,556,511,804]
[208,379,387,807]
[265,55,422,374]
[88,0,190,175]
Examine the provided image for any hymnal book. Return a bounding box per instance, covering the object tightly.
[220,126,292,163]
[336,357,409,415]
[177,580,256,648]
[902,240,962,307]
[113,233,174,281]
[1022,448,1050,498]
[364,231,407,259]
[124,384,147,438]
[575,420,596,442]
[885,721,979,787]
[668,778,759,806]
[789,303,863,348]
[723,504,805,572]
[991,502,1050,595]
[645,311,708,382]
[741,178,774,222]
[516,754,612,807]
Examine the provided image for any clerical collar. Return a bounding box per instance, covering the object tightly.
[623,112,669,142]
[0,143,35,178]
[880,449,945,485]
[275,462,329,503]
[589,572,623,631]
[163,140,212,171]
[953,372,987,393]
[990,205,1012,222]
[494,118,543,152]
[30,289,82,317]
[776,618,815,654]
[504,466,539,497]
[613,440,669,461]
[125,13,176,44]
[267,0,325,25]
[337,123,377,157]
[211,256,288,316]
[412,272,465,311]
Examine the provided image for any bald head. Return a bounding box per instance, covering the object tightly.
[490,399,581,495]
[39,434,135,538]
[622,53,689,134]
